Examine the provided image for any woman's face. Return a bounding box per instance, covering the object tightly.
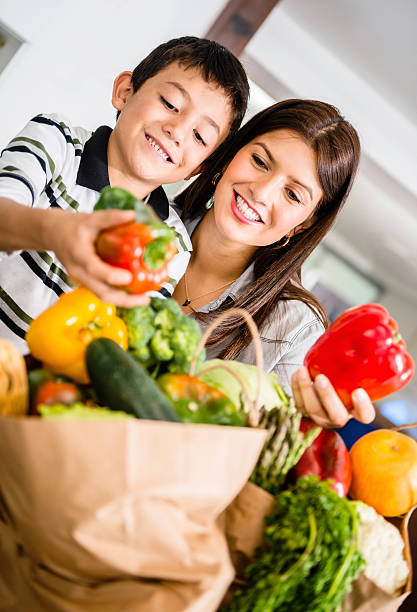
[212,129,324,248]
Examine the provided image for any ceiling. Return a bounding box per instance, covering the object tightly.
[241,0,417,306]
[281,0,417,125]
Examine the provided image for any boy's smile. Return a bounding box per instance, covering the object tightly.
[108,62,233,198]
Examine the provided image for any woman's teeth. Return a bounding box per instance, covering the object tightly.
[146,136,170,161]
[235,194,262,222]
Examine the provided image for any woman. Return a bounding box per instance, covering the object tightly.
[172,99,375,428]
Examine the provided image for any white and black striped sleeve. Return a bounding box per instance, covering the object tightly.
[0,113,72,207]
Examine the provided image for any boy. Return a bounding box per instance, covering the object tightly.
[0,36,249,353]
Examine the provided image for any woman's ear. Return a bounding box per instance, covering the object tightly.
[112,71,133,112]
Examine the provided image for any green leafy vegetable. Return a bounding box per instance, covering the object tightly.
[94,185,158,224]
[226,477,365,612]
[197,359,290,414]
[143,224,178,270]
[118,297,204,375]
[39,403,133,420]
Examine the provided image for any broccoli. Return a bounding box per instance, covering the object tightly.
[118,297,204,376]
[150,329,175,362]
[117,305,155,350]
[168,317,204,373]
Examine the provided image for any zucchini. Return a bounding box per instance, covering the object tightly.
[85,338,180,422]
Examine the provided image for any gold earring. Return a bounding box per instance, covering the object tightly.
[277,235,290,248]
[212,172,222,186]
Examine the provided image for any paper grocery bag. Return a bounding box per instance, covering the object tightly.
[0,417,266,612]
[223,482,415,612]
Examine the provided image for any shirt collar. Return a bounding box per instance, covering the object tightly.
[76,125,169,220]
[183,214,255,312]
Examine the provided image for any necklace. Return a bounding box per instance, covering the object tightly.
[182,270,237,307]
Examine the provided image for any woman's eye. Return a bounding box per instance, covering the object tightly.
[161,96,177,111]
[194,129,206,147]
[286,188,301,204]
[252,154,267,169]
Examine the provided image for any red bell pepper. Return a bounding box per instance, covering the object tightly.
[94,187,178,294]
[304,303,415,408]
[293,418,352,497]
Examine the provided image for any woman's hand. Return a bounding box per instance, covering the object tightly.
[291,366,375,428]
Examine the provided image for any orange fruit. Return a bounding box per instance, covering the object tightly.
[349,429,417,516]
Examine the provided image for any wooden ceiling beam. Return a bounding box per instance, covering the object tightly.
[205,0,282,56]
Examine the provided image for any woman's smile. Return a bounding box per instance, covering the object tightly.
[231,190,263,224]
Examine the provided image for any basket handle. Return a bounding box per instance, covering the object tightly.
[391,422,417,432]
[188,308,264,427]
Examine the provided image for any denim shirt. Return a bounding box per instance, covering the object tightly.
[182,213,325,393]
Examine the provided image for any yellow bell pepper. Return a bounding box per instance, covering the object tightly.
[26,287,128,384]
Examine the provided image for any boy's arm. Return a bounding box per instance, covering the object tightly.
[0,197,149,307]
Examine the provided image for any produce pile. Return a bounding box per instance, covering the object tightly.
[227,477,365,612]
[1,192,416,610]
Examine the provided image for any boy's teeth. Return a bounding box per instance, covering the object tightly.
[146,136,170,161]
[235,194,261,222]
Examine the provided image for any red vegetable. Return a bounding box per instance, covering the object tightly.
[304,303,415,408]
[96,222,177,294]
[32,380,81,415]
[293,418,352,497]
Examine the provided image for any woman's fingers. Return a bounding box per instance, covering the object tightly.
[313,374,352,428]
[292,367,333,426]
[291,369,307,414]
[350,388,376,423]
[292,366,376,428]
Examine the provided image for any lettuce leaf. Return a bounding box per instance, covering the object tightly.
[39,403,133,420]
[197,359,290,413]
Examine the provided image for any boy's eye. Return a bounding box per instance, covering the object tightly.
[286,188,301,204]
[252,154,268,169]
[161,96,177,112]
[194,129,207,147]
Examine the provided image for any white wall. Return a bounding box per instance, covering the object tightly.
[0,0,227,144]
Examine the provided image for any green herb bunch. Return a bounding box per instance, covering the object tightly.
[251,404,321,494]
[227,477,365,612]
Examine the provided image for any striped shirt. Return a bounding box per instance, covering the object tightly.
[0,113,192,354]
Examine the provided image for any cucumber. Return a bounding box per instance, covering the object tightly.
[85,338,180,422]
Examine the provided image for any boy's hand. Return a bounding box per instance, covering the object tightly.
[48,209,150,307]
[291,366,375,428]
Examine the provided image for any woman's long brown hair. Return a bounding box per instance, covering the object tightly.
[175,99,361,359]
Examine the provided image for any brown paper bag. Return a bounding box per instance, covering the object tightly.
[0,416,266,611]
[223,482,415,611]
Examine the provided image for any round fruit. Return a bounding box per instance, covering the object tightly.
[31,380,81,415]
[349,429,417,516]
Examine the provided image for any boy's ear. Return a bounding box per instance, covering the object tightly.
[112,71,134,111]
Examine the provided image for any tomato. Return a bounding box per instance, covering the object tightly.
[31,380,81,415]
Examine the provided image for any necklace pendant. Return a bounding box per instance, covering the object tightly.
[182,299,191,307]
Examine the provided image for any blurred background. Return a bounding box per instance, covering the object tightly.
[1,0,416,435]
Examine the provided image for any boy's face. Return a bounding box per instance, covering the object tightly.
[110,62,233,191]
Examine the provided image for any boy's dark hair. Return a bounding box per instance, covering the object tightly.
[127,36,249,138]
